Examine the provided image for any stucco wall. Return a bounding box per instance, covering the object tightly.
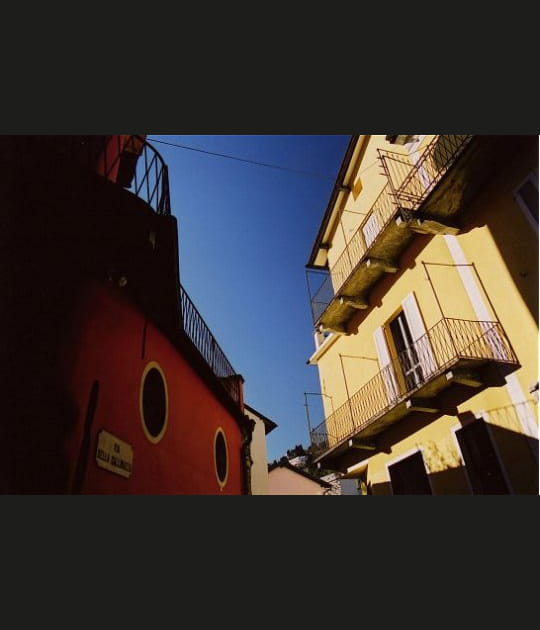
[267,467,328,495]
[246,410,270,495]
[312,135,538,494]
[65,278,246,494]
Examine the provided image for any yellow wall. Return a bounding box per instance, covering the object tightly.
[312,135,538,494]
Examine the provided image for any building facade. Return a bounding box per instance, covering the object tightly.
[267,461,332,495]
[244,404,277,495]
[1,136,253,494]
[306,135,538,494]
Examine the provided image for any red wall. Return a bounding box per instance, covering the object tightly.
[64,278,245,494]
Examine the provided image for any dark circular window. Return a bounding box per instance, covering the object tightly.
[214,429,228,487]
[140,363,168,443]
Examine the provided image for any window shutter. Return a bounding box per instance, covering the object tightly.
[402,293,437,376]
[373,327,399,402]
[363,213,380,249]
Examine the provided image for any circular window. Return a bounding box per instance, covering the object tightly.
[140,362,168,443]
[214,428,228,489]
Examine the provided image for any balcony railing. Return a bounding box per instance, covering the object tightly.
[310,318,517,457]
[27,135,171,215]
[179,285,241,406]
[309,136,474,327]
[310,183,397,324]
[379,135,473,210]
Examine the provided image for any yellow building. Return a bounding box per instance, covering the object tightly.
[306,135,538,494]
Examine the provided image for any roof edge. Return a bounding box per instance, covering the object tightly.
[267,461,333,488]
[244,403,278,435]
[306,135,359,268]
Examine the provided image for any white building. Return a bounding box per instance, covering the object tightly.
[244,404,277,496]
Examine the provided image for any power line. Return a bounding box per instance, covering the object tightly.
[147,137,339,181]
[148,136,384,188]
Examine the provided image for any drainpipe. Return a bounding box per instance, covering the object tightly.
[240,417,255,495]
[235,374,255,495]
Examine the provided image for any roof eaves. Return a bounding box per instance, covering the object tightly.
[306,135,360,269]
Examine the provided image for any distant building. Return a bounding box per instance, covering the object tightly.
[288,455,310,468]
[320,472,360,495]
[267,461,333,495]
[244,404,277,495]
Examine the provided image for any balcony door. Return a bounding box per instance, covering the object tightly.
[374,293,437,401]
[387,311,424,391]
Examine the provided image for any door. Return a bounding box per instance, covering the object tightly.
[387,310,424,392]
[456,419,509,494]
[388,451,432,494]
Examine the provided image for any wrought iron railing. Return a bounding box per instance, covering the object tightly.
[28,135,171,215]
[310,318,517,456]
[379,135,473,210]
[179,285,241,405]
[309,183,397,324]
[309,136,474,326]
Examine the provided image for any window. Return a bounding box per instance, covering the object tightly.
[514,173,539,231]
[214,428,229,489]
[352,177,363,201]
[455,419,509,494]
[388,451,432,494]
[140,362,168,443]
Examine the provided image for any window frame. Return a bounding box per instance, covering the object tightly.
[214,427,229,490]
[139,361,169,444]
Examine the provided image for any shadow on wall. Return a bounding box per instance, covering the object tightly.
[455,136,539,326]
[369,419,538,496]
[370,466,468,496]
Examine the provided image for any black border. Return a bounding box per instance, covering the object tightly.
[3,58,539,581]
[3,67,540,134]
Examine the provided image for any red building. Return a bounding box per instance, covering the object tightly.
[1,135,254,494]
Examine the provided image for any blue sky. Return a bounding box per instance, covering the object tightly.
[148,135,350,461]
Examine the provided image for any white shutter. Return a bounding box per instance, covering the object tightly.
[374,327,399,402]
[402,293,438,377]
[363,213,380,249]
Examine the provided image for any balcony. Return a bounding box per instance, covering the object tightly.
[309,135,474,333]
[13,135,171,215]
[179,285,242,406]
[379,134,473,212]
[310,318,518,464]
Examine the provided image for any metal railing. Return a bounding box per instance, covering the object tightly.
[310,318,517,456]
[309,136,474,327]
[179,285,241,405]
[29,135,171,215]
[309,183,397,324]
[379,135,473,210]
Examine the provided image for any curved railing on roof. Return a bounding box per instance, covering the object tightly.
[42,135,171,215]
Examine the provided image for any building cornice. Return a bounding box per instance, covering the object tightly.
[307,333,340,366]
[306,135,370,269]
